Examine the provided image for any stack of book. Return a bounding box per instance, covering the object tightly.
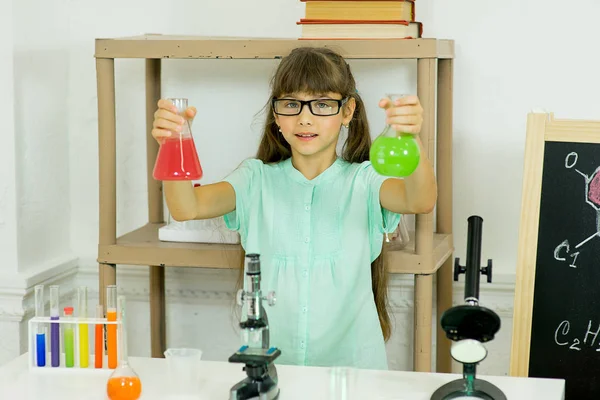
[297,0,422,40]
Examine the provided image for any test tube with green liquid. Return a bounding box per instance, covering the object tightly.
[64,306,74,367]
[78,286,89,368]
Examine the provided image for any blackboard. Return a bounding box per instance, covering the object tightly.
[511,112,600,399]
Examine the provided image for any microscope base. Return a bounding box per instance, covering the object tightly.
[229,375,280,400]
[430,378,507,400]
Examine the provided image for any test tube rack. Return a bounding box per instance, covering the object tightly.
[27,316,122,373]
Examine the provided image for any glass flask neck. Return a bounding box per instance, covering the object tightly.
[386,93,405,103]
[168,98,188,114]
[381,124,396,138]
[382,93,407,137]
[168,98,192,139]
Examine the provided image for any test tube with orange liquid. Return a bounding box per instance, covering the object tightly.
[107,285,118,369]
[95,304,104,368]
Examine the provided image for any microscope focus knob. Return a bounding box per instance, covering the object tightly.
[266,291,276,306]
[236,289,244,306]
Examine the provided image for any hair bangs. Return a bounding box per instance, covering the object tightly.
[272,49,347,98]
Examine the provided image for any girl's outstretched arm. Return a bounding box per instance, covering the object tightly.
[152,99,237,221]
[377,95,437,214]
[379,136,437,214]
[164,181,236,221]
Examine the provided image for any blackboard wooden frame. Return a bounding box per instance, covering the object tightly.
[510,111,600,376]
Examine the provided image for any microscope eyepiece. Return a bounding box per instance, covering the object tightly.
[245,253,261,275]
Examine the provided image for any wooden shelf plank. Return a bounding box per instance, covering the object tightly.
[385,232,453,274]
[97,223,453,274]
[94,35,455,60]
[98,223,243,269]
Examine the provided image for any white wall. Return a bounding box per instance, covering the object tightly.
[67,0,600,278]
[2,0,600,375]
[12,0,72,272]
[427,0,600,275]
[0,0,19,273]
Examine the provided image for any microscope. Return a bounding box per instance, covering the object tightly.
[229,253,281,400]
[431,216,507,400]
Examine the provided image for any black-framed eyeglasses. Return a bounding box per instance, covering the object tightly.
[272,97,348,116]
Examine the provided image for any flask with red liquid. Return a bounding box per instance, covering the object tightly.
[153,98,203,181]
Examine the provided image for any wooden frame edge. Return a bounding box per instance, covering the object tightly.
[509,112,549,376]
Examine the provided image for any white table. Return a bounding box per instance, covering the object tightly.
[0,353,564,399]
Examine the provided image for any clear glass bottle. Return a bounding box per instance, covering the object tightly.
[153,98,203,181]
[386,216,411,250]
[370,93,421,177]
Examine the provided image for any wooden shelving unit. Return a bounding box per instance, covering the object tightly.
[94,34,455,373]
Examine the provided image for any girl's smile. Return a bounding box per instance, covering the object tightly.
[294,131,318,141]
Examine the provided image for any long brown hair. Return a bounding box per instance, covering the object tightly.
[237,47,392,341]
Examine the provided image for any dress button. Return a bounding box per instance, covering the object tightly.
[303,270,308,277]
[300,342,305,349]
[302,306,308,313]
[304,237,310,243]
[305,205,310,211]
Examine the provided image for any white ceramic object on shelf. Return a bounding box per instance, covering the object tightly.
[158,217,240,244]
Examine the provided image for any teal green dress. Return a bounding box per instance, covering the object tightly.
[223,157,401,370]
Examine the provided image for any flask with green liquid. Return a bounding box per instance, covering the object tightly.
[370,93,420,177]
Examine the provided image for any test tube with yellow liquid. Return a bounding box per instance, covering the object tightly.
[78,286,89,368]
[107,285,118,369]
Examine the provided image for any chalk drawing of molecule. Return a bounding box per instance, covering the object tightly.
[553,152,600,268]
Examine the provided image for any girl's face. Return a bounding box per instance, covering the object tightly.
[274,91,355,161]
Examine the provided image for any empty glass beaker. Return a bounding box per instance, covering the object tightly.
[164,348,203,398]
[370,93,420,177]
[153,98,203,181]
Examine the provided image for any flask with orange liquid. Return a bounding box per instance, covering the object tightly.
[107,295,142,400]
[152,98,203,181]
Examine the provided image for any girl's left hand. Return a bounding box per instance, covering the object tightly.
[378,95,424,135]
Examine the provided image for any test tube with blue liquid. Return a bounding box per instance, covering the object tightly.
[50,285,60,367]
[35,285,46,367]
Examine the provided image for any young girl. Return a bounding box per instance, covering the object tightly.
[151,47,437,370]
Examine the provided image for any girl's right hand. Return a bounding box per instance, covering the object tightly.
[151,99,197,144]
